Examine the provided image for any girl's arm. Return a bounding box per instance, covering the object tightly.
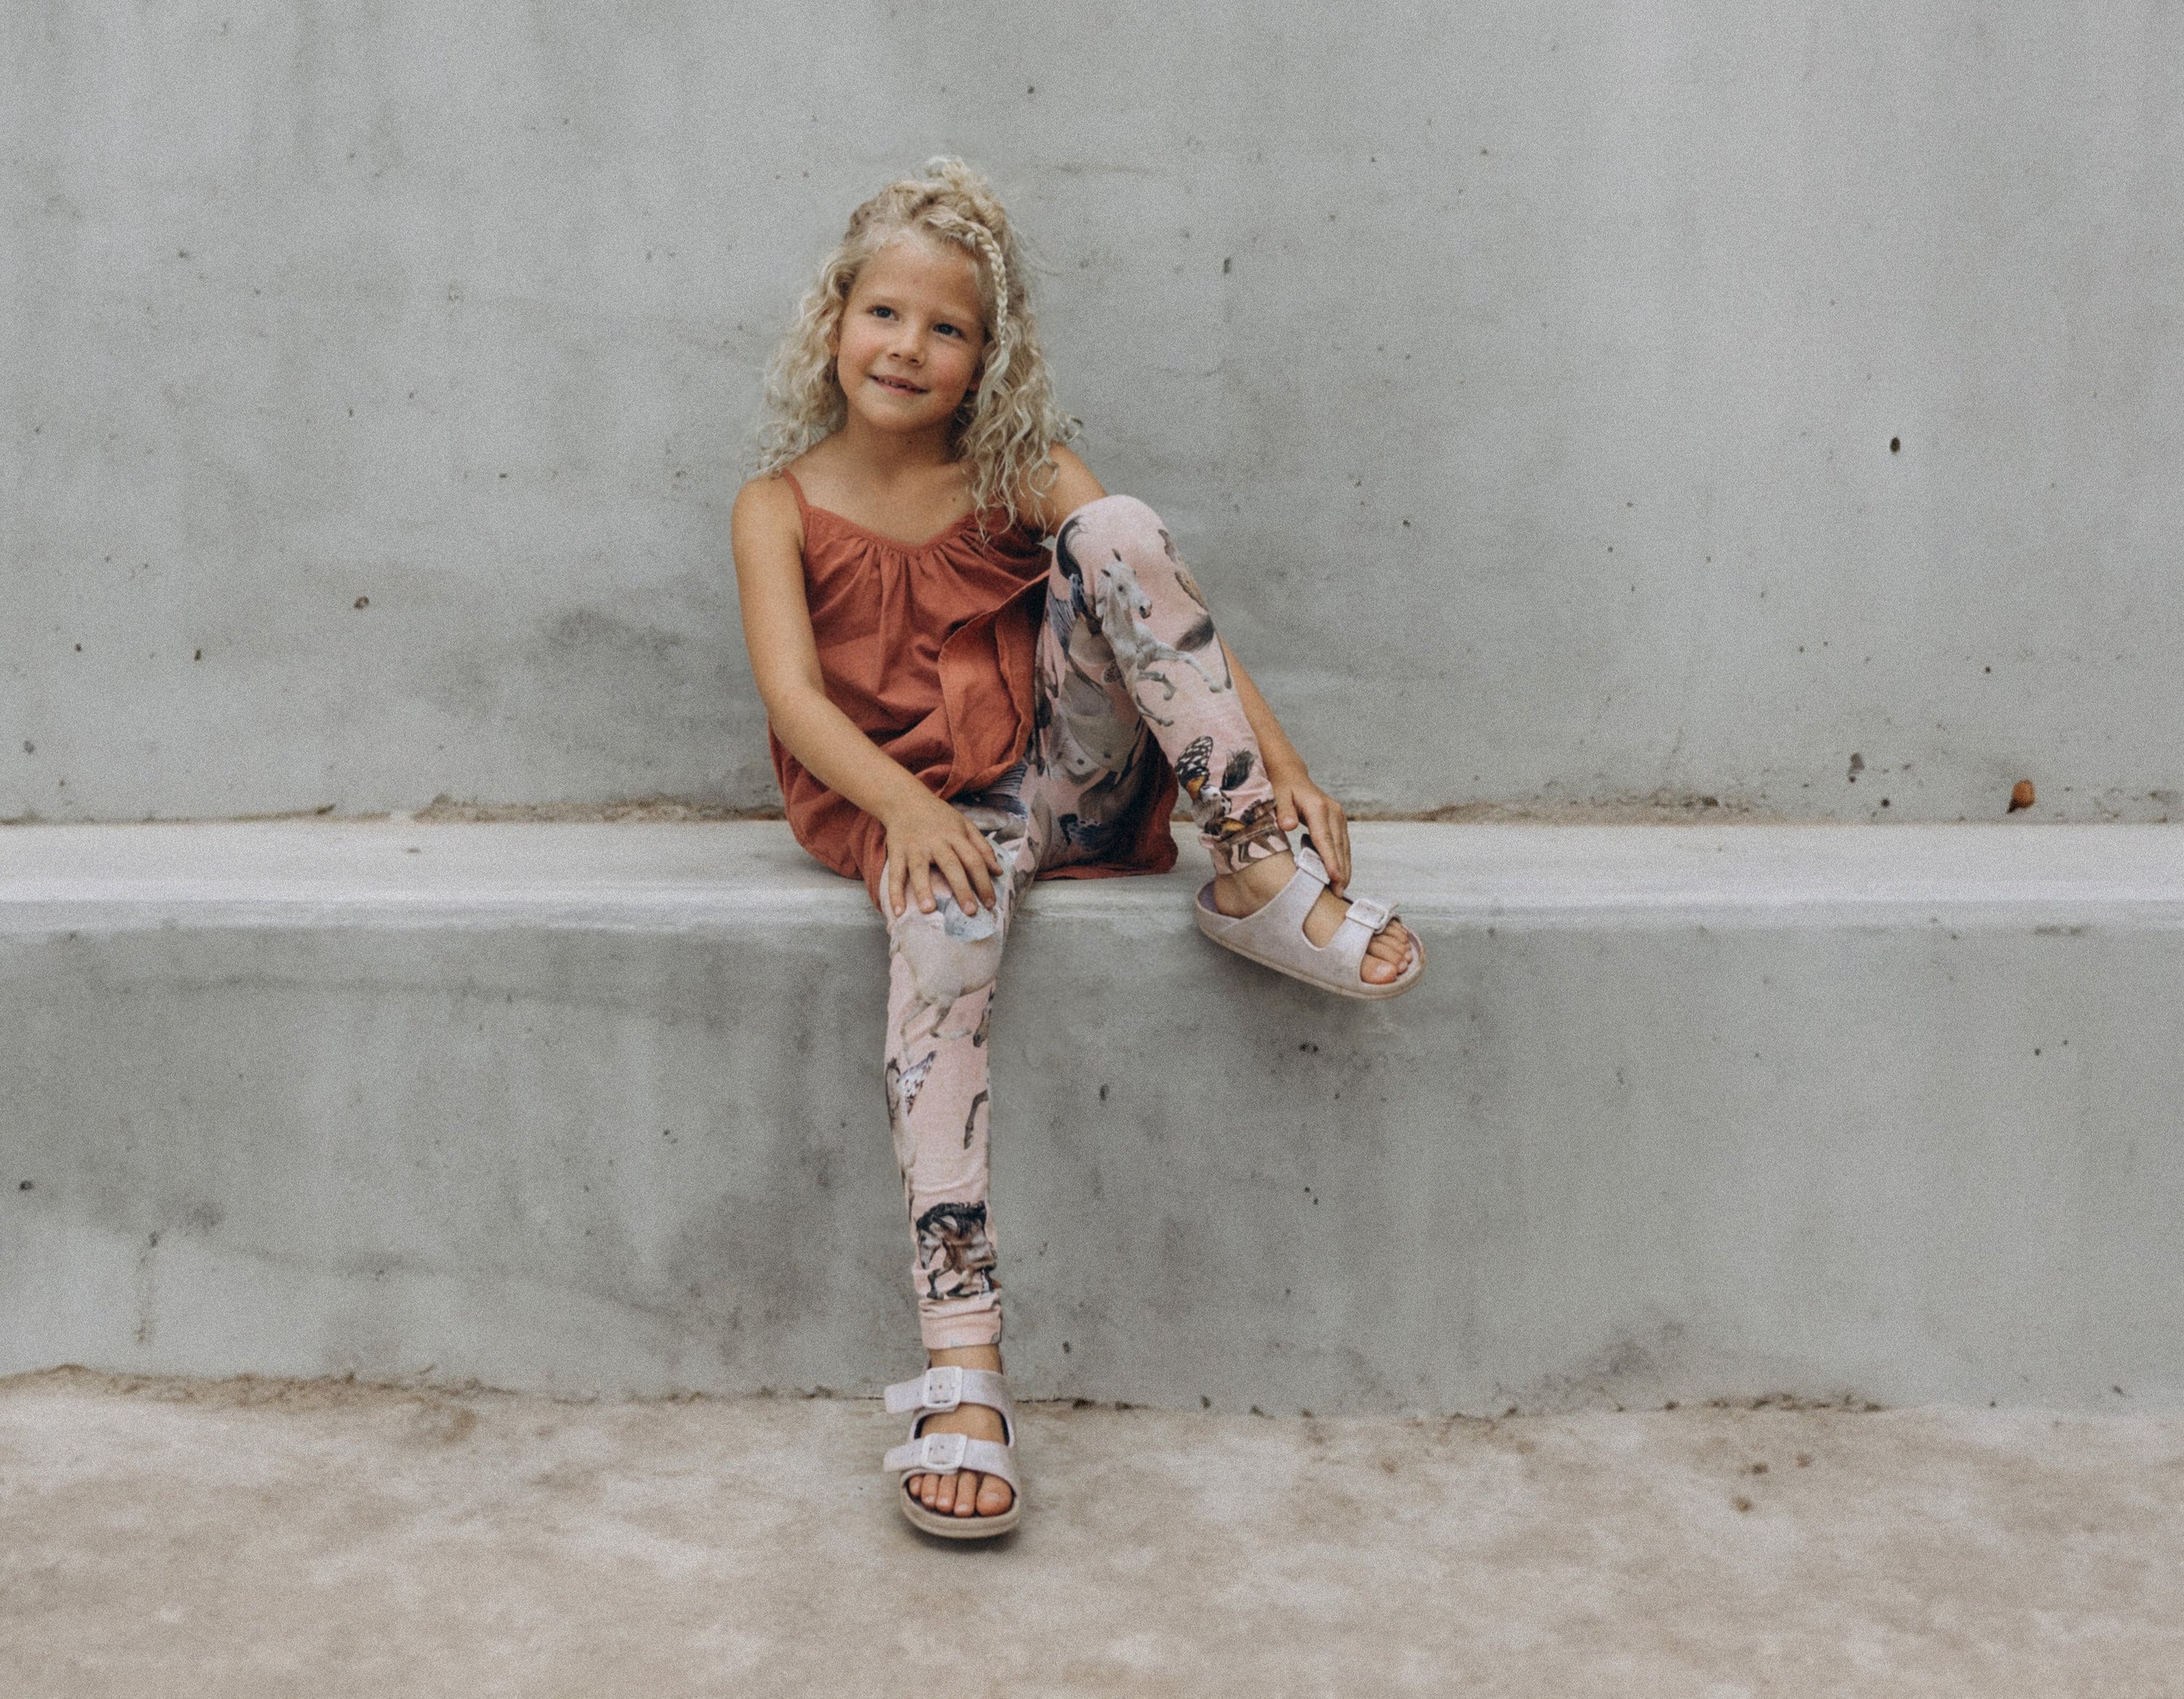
[1219,639,1355,893]
[1034,447,1359,891]
[730,475,1004,918]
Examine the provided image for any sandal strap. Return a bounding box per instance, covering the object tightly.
[1241,850,1326,943]
[1329,893,1395,956]
[882,1431,1020,1492]
[882,1365,1015,1427]
[880,1365,1024,1490]
[1219,849,1396,963]
[1344,895,1391,932]
[1298,841,1400,954]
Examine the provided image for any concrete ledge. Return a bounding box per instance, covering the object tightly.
[4,820,2183,1414]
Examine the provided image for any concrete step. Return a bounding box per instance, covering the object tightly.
[4,819,2181,1414]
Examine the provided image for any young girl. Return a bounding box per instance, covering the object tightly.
[732,159,1423,1539]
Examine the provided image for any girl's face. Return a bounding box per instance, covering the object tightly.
[829,234,989,443]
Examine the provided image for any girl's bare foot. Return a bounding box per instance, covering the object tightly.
[1209,852,1417,985]
[903,1343,1015,1520]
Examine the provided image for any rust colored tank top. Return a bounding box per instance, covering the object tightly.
[767,471,1179,907]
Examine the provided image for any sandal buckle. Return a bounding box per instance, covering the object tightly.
[915,1431,969,1471]
[1346,897,1390,932]
[920,1365,965,1411]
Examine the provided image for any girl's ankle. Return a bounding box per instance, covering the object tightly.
[927,1342,1002,1371]
[1212,850,1298,916]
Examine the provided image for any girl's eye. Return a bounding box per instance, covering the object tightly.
[935,323,963,338]
[869,305,895,319]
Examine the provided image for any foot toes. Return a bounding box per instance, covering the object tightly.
[1360,923,1412,983]
[952,1473,981,1517]
[977,1472,1014,1517]
[906,1469,1010,1521]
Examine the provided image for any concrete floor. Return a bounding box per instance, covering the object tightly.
[2,1371,2180,1695]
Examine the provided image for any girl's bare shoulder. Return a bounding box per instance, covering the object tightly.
[1027,443,1107,532]
[731,472,808,579]
[732,470,803,534]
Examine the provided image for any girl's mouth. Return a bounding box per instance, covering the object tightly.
[874,375,925,395]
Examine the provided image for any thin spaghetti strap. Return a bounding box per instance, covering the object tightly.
[779,468,812,515]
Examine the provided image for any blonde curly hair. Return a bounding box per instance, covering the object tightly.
[756,157,1077,528]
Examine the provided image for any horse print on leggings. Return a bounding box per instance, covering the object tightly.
[914,1200,998,1302]
[1057,517,1224,688]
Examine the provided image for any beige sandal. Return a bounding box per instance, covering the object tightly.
[1194,842,1424,1001]
[882,1366,1023,1540]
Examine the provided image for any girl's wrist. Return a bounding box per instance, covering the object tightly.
[875,775,946,831]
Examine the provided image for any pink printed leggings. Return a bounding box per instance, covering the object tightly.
[884,495,1289,1350]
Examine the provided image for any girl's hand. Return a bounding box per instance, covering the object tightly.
[1272,768,1353,893]
[882,789,1004,919]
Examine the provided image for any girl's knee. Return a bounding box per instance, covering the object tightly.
[890,892,1006,1018]
[1054,494,1167,577]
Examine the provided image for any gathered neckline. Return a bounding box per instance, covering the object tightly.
[782,470,992,553]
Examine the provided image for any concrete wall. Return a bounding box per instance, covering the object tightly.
[7,2,2180,823]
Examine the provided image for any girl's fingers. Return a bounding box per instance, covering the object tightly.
[888,812,1004,919]
[1305,794,1350,890]
[936,845,980,916]
[898,839,996,919]
[965,842,997,910]
[953,824,997,908]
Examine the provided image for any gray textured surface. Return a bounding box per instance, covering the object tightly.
[6,4,2182,823]
[3,1369,2181,1697]
[5,819,2182,1413]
